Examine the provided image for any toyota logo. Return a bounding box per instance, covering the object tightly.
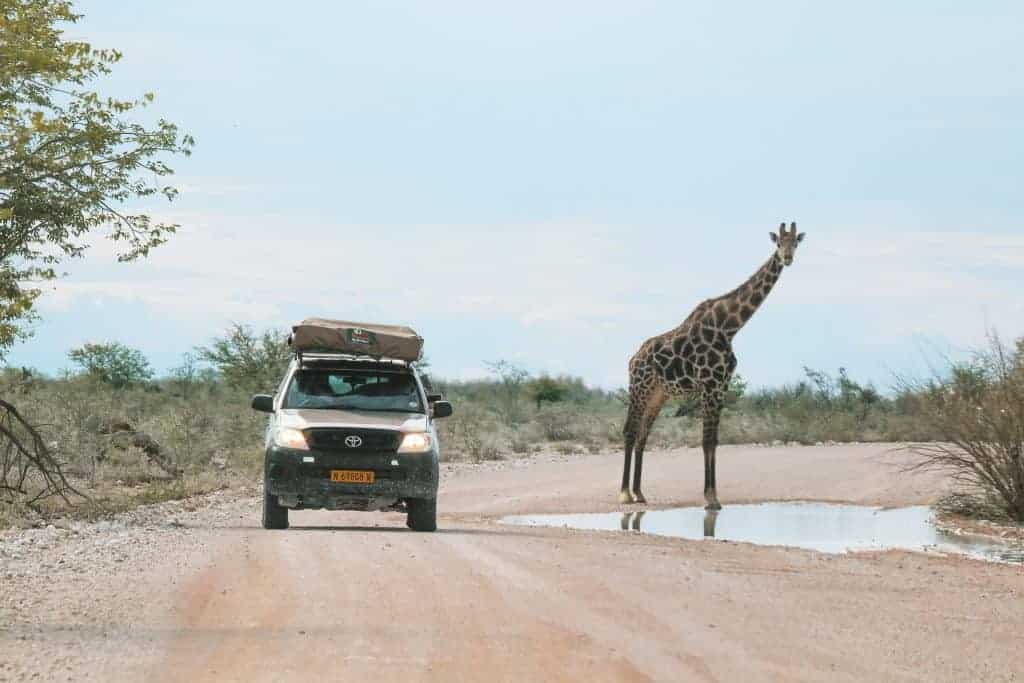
[344,435,363,448]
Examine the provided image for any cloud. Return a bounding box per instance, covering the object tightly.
[775,227,1024,345]
[25,214,1024,387]
[38,214,684,327]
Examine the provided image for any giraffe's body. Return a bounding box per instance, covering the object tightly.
[621,222,805,508]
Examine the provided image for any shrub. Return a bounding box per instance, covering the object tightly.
[197,324,290,393]
[901,333,1024,522]
[527,375,569,408]
[67,342,153,387]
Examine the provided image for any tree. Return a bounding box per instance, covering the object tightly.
[67,341,153,387]
[0,0,193,356]
[528,375,569,409]
[483,359,529,387]
[197,324,291,393]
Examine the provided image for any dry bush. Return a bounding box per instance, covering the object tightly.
[0,370,266,522]
[436,404,507,462]
[0,398,82,509]
[509,422,544,455]
[900,334,1024,522]
[533,404,611,450]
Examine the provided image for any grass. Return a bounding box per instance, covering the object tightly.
[0,362,964,527]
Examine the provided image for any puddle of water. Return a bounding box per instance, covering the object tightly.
[503,502,1024,564]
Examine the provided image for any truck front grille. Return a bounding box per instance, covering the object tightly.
[304,428,400,453]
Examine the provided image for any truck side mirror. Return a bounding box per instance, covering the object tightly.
[251,394,274,413]
[427,393,443,403]
[432,401,453,419]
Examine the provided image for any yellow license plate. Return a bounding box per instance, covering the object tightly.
[330,470,374,484]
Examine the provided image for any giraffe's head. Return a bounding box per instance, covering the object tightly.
[769,222,805,266]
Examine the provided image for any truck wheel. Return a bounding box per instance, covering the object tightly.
[406,497,437,532]
[262,482,289,530]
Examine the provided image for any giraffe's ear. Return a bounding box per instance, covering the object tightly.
[796,232,805,243]
[769,232,778,244]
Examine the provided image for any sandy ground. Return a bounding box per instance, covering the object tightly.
[1,444,1023,682]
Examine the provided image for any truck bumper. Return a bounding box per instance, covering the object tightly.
[264,445,439,510]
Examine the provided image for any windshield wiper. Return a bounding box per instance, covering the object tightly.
[307,405,423,413]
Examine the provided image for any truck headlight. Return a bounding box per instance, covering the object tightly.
[274,427,309,450]
[398,432,432,454]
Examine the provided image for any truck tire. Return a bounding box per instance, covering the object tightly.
[406,497,437,532]
[262,482,289,530]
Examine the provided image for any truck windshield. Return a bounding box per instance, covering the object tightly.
[283,369,423,413]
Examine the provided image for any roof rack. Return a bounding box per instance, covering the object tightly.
[294,351,411,369]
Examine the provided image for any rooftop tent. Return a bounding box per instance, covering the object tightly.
[289,318,424,362]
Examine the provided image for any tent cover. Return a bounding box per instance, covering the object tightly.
[289,318,424,362]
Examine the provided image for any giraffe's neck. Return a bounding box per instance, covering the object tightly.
[715,252,784,338]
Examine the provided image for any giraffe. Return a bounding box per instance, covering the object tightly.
[621,222,805,509]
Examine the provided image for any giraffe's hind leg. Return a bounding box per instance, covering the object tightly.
[621,401,639,504]
[631,391,667,504]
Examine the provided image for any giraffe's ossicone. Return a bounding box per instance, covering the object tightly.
[621,222,806,509]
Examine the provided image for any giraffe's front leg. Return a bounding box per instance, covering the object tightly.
[703,445,722,510]
[631,440,647,504]
[702,394,724,510]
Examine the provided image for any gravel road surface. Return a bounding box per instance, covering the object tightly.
[2,444,1022,682]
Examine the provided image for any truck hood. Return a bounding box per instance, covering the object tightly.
[277,408,427,433]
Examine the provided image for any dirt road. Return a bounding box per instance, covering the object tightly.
[2,444,1023,682]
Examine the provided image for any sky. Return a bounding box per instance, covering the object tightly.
[6,0,1024,389]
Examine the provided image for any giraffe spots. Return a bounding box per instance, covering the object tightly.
[701,326,716,344]
[672,337,685,354]
[714,304,730,327]
[712,337,728,352]
[699,367,713,380]
[727,314,743,329]
[653,348,673,368]
[749,291,764,307]
[670,377,695,393]
[666,357,685,380]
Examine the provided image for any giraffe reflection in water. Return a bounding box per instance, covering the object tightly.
[512,504,1021,564]
[620,509,720,538]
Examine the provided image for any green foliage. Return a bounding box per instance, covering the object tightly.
[0,0,193,357]
[67,341,153,387]
[527,375,569,408]
[196,323,290,393]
